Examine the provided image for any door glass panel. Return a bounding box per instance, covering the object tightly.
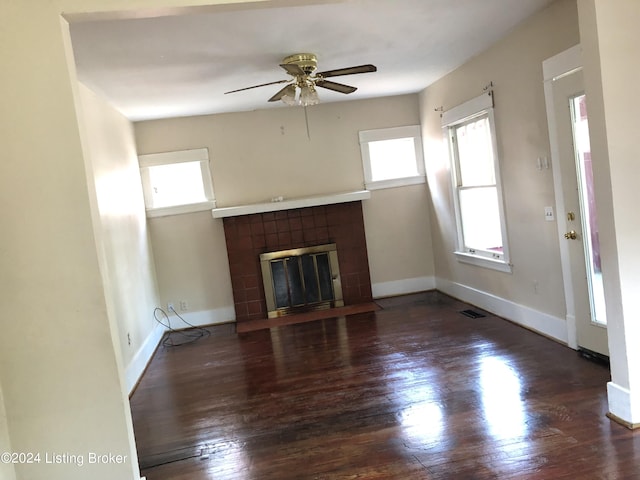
[570,94,607,325]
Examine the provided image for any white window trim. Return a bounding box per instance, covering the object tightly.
[138,148,216,218]
[442,93,511,273]
[359,125,425,190]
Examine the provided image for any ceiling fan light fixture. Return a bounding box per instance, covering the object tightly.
[299,83,319,107]
[280,84,297,106]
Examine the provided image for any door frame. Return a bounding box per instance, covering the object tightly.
[543,44,582,350]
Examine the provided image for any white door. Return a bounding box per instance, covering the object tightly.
[549,68,609,357]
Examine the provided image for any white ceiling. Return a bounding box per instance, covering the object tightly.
[69,0,556,122]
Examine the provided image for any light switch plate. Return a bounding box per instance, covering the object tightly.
[544,206,555,221]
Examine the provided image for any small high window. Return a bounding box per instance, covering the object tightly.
[359,125,425,190]
[138,148,215,217]
[443,93,511,272]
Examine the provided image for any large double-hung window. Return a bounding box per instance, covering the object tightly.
[443,93,510,272]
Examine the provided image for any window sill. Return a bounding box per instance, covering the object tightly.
[365,175,425,191]
[454,251,512,273]
[146,200,216,218]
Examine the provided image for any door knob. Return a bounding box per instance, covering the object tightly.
[564,230,577,240]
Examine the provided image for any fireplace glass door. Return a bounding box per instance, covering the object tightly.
[260,244,344,317]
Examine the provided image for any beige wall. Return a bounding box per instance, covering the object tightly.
[135,94,435,316]
[78,83,160,374]
[419,0,580,320]
[135,95,421,206]
[363,184,434,289]
[147,210,233,316]
[0,3,144,479]
[0,384,16,480]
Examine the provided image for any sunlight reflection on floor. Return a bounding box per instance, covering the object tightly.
[479,356,527,440]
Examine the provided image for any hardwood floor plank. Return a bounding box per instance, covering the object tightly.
[130,292,640,479]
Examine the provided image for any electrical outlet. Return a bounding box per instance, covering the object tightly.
[127,333,131,346]
[167,302,175,312]
[179,300,188,311]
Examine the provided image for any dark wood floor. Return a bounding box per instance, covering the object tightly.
[130,292,640,479]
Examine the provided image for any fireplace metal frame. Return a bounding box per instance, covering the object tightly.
[259,243,344,318]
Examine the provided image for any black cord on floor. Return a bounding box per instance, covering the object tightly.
[153,307,211,347]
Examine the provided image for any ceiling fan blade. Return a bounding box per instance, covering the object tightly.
[279,63,306,76]
[224,79,289,94]
[316,64,377,78]
[268,84,295,102]
[315,80,357,94]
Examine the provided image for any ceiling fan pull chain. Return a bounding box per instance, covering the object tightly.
[304,106,311,140]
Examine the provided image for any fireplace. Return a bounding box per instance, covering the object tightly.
[260,243,344,318]
[222,201,373,323]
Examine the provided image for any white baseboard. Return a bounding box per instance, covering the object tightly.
[436,277,568,345]
[164,306,236,329]
[125,321,165,394]
[372,276,436,299]
[125,306,235,394]
[565,313,578,350]
[607,382,640,426]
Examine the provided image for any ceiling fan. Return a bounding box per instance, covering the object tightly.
[224,53,377,107]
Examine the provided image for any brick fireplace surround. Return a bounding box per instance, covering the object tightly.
[222,201,373,323]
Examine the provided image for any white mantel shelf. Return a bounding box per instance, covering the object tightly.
[211,190,371,218]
